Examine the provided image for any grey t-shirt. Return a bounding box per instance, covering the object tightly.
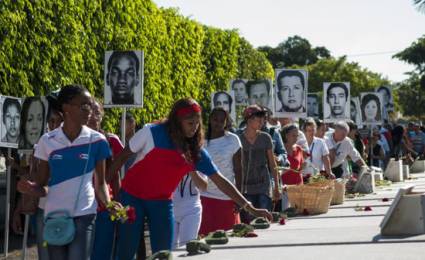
[239,131,273,196]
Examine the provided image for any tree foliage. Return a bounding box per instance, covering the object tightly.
[395,72,425,118]
[289,57,389,97]
[258,35,331,68]
[0,0,272,133]
[394,35,425,74]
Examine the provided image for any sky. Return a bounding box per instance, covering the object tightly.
[153,0,425,83]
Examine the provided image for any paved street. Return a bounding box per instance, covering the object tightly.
[173,173,425,260]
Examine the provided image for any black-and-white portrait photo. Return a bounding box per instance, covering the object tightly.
[104,50,144,108]
[211,91,236,121]
[230,79,248,106]
[0,96,22,148]
[307,93,319,118]
[246,79,273,110]
[360,92,383,125]
[323,82,350,122]
[274,69,307,118]
[376,85,394,117]
[19,97,48,151]
[350,97,361,125]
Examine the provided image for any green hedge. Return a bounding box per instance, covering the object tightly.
[0,0,272,133]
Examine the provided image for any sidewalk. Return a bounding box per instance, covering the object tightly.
[173,173,425,260]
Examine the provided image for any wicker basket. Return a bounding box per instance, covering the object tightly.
[331,179,347,205]
[287,183,334,215]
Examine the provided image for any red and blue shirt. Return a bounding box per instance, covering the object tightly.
[122,123,218,200]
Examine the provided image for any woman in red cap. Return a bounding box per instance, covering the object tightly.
[238,105,280,222]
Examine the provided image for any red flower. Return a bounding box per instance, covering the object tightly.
[244,232,258,237]
[364,206,372,211]
[279,218,286,225]
[127,207,136,224]
[303,209,310,216]
[382,198,389,202]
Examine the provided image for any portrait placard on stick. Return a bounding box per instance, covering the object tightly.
[104,50,144,108]
[274,69,307,118]
[0,96,22,149]
[360,92,383,125]
[210,90,236,122]
[323,82,350,122]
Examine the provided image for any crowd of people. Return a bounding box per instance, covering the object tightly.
[6,84,425,260]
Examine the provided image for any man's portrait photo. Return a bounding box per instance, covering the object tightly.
[211,91,236,121]
[230,79,248,106]
[360,92,383,125]
[246,79,273,110]
[104,50,144,108]
[274,69,307,117]
[323,82,350,122]
[376,85,394,117]
[350,97,361,125]
[0,96,22,148]
[19,97,48,151]
[307,93,319,118]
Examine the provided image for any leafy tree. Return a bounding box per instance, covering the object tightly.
[0,0,272,133]
[414,0,425,13]
[258,35,331,68]
[395,72,424,118]
[393,35,425,74]
[289,56,389,96]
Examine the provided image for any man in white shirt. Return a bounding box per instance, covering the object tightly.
[325,121,367,178]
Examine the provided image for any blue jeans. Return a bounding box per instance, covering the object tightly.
[91,210,116,260]
[47,214,96,260]
[36,208,49,260]
[241,194,272,223]
[115,190,174,260]
[244,194,272,211]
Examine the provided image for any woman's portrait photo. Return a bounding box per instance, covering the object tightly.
[0,96,22,148]
[18,96,47,150]
[360,92,383,125]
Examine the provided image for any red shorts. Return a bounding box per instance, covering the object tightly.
[199,196,240,236]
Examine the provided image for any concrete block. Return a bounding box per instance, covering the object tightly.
[371,166,384,181]
[354,169,375,194]
[384,159,403,182]
[380,186,425,236]
[403,165,410,180]
[410,160,425,174]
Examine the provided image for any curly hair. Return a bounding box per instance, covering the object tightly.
[165,98,204,164]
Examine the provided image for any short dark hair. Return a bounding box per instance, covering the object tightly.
[315,119,325,129]
[107,51,140,75]
[377,86,391,97]
[57,84,89,112]
[231,79,246,89]
[246,80,270,97]
[281,123,298,143]
[213,91,233,112]
[2,98,21,123]
[277,70,305,91]
[326,83,348,103]
[361,93,382,121]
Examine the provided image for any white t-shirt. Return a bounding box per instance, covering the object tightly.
[303,137,329,175]
[172,175,201,218]
[201,132,241,200]
[324,134,362,168]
